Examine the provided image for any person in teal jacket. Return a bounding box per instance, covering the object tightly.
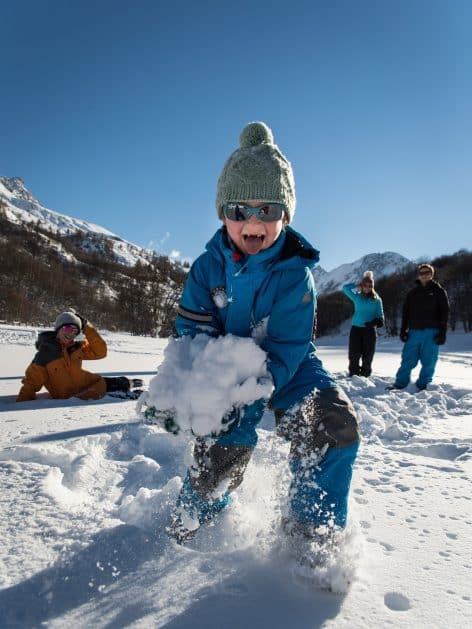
[343,272,384,376]
[153,122,360,552]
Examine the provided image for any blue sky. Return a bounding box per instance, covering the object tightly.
[1,0,471,270]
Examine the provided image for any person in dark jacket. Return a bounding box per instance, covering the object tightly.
[343,271,384,377]
[17,310,142,401]
[146,121,360,553]
[388,264,449,391]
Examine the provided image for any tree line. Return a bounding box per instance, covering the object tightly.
[0,201,186,336]
[1,201,470,338]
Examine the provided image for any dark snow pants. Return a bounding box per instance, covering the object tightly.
[178,387,359,529]
[348,325,377,376]
[104,376,131,392]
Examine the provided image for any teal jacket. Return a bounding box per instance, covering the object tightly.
[343,283,384,328]
[176,226,336,411]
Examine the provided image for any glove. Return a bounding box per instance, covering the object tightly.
[365,318,384,329]
[143,407,180,434]
[400,331,409,343]
[434,332,446,345]
[77,314,88,331]
[68,307,88,331]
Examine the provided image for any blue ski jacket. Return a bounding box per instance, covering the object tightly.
[175,226,336,411]
[343,283,384,328]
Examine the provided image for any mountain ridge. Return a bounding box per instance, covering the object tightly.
[0,176,187,335]
[0,176,412,293]
[1,176,470,338]
[0,176,153,268]
[313,251,412,295]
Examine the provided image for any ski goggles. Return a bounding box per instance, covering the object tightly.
[60,324,80,333]
[222,202,286,223]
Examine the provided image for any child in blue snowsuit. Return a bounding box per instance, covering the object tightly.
[343,271,384,377]
[166,122,359,543]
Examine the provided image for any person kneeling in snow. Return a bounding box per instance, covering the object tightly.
[153,122,360,550]
[16,310,141,402]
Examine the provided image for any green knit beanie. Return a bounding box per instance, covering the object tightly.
[216,121,296,223]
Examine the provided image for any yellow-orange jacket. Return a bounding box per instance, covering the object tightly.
[16,324,108,402]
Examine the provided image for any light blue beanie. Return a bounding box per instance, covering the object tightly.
[216,121,296,223]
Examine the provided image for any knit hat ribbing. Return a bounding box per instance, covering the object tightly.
[54,311,82,332]
[216,121,296,222]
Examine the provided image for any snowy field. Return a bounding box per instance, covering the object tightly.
[0,324,471,628]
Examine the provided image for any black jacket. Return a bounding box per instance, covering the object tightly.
[401,280,449,335]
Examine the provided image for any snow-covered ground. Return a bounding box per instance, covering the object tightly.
[0,324,471,628]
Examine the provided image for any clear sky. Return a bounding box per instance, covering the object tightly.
[1,0,471,270]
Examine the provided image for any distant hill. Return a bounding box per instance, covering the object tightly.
[0,176,155,267]
[1,176,470,338]
[0,177,187,335]
[313,252,412,295]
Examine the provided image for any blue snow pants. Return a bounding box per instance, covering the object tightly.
[395,328,440,388]
[175,383,360,532]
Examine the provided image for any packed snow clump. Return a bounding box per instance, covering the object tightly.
[140,334,274,436]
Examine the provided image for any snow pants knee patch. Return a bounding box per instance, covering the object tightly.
[275,386,360,458]
[189,438,254,502]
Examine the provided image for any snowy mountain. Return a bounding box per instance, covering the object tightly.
[1,176,411,300]
[313,252,412,295]
[0,176,187,335]
[0,176,152,267]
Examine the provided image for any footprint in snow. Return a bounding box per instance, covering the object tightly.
[384,591,411,612]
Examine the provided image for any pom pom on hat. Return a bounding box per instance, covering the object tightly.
[216,121,296,222]
[239,122,274,148]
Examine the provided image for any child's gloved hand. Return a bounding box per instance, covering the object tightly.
[365,318,384,329]
[144,406,180,434]
[400,330,409,343]
[434,332,446,345]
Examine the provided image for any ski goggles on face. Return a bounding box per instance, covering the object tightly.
[61,324,79,333]
[222,202,286,223]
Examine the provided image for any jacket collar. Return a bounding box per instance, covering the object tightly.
[205,226,320,271]
[35,330,82,353]
[414,279,438,289]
